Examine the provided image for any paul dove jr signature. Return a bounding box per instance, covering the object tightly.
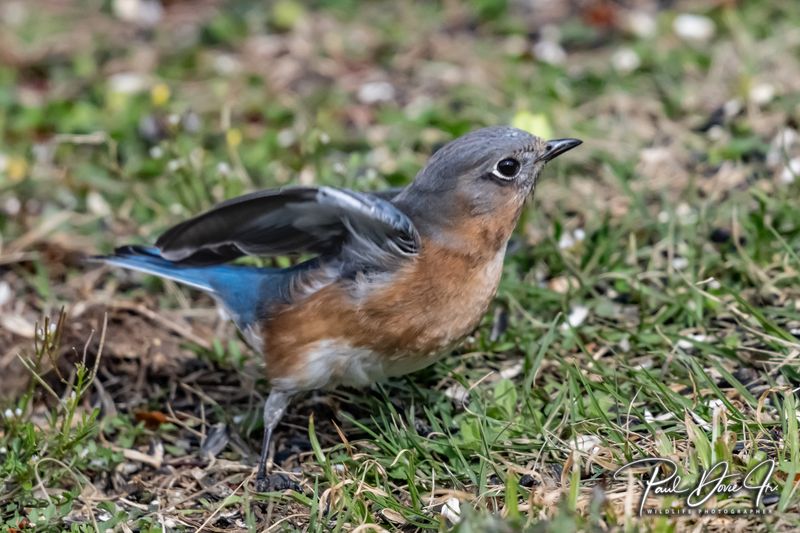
[613,458,778,515]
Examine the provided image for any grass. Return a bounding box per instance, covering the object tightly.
[1,0,800,530]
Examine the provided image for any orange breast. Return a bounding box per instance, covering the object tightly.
[262,211,517,391]
[262,240,504,389]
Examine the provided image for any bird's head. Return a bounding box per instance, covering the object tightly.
[396,126,581,237]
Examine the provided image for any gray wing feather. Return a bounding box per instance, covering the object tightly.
[156,186,419,268]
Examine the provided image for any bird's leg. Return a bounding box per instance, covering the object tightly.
[255,390,293,492]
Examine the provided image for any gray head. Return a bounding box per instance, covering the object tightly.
[396,126,581,229]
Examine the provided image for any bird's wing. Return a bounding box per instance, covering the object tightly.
[155,186,420,267]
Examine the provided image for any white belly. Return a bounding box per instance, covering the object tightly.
[274,339,442,391]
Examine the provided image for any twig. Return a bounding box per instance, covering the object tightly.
[34,457,100,533]
[0,252,38,266]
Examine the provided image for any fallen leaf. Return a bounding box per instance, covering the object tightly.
[134,410,168,429]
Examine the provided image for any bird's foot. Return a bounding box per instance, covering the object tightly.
[255,474,270,493]
[254,472,298,492]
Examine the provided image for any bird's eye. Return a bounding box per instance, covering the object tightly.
[493,158,521,179]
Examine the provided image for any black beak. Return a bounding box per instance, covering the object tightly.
[538,138,582,162]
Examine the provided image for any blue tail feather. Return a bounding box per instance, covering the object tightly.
[96,245,284,330]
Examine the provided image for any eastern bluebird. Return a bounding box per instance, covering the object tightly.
[97,126,581,491]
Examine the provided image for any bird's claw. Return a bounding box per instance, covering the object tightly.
[255,475,270,493]
[254,472,298,493]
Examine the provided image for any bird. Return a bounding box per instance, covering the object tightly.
[96,126,581,491]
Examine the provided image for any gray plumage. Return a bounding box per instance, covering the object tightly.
[156,186,420,271]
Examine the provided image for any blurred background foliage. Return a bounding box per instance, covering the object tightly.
[1,0,800,531]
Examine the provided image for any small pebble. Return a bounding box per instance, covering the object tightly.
[441,498,462,524]
[108,72,148,94]
[780,157,800,183]
[358,81,395,104]
[611,48,641,74]
[572,435,601,453]
[749,83,775,106]
[673,13,716,43]
[277,129,296,148]
[533,40,566,65]
[625,11,657,38]
[677,334,709,350]
[558,233,575,250]
[561,305,589,330]
[671,257,689,270]
[113,0,162,27]
[216,161,231,175]
[87,191,111,217]
[766,128,798,167]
